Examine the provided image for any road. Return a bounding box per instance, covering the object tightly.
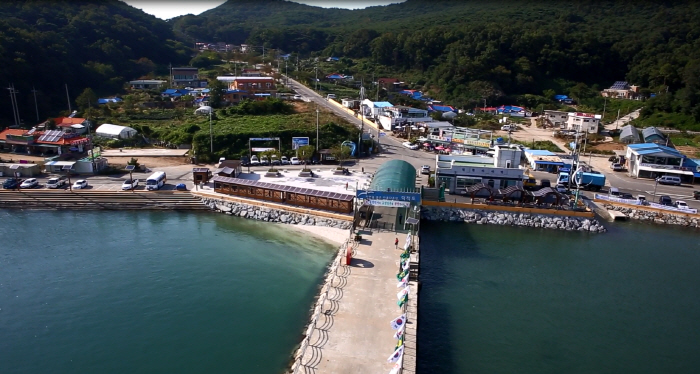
[284,75,436,172]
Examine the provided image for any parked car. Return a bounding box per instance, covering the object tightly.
[270,155,280,165]
[675,200,690,210]
[501,124,515,131]
[657,175,681,186]
[3,178,22,189]
[420,165,431,175]
[290,157,301,165]
[121,179,139,190]
[20,178,39,189]
[46,176,67,189]
[620,192,634,200]
[540,179,551,188]
[240,156,250,166]
[402,141,419,150]
[293,94,302,100]
[218,157,226,167]
[658,195,673,206]
[281,156,290,165]
[610,163,624,171]
[175,183,187,191]
[694,191,700,200]
[260,156,269,166]
[72,180,89,189]
[250,155,260,165]
[555,184,569,193]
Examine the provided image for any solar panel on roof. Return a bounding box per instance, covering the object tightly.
[125,165,136,171]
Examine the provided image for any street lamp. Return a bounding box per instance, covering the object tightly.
[316,108,320,151]
[652,176,659,202]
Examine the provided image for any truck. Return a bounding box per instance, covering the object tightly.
[556,171,605,191]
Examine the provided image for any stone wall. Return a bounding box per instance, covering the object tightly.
[604,204,700,227]
[200,197,353,230]
[421,207,607,233]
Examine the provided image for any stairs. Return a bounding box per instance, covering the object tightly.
[0,190,210,211]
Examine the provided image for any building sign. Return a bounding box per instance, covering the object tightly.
[252,147,276,152]
[575,112,595,118]
[368,199,411,207]
[292,137,309,150]
[356,190,421,203]
[462,139,491,148]
[250,137,280,141]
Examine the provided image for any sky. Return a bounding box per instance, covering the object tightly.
[122,1,405,20]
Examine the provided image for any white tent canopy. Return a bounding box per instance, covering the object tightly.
[194,106,213,115]
[95,124,137,139]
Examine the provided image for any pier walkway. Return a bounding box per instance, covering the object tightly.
[294,228,418,374]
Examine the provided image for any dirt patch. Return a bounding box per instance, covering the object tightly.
[675,145,700,158]
[589,142,625,151]
[105,156,193,168]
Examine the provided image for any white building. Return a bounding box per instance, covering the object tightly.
[129,80,167,90]
[625,143,694,182]
[543,110,569,128]
[95,124,137,139]
[361,99,394,118]
[378,106,432,130]
[566,112,601,134]
[435,145,524,194]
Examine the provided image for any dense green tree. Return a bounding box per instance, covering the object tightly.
[76,88,98,111]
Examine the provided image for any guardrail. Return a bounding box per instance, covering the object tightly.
[291,236,355,374]
[594,193,698,214]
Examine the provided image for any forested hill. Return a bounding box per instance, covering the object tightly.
[177,0,700,122]
[0,0,190,124]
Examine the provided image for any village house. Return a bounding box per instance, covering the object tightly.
[601,81,643,100]
[216,76,277,96]
[566,112,602,134]
[435,145,525,194]
[543,110,570,128]
[170,67,207,88]
[129,80,167,90]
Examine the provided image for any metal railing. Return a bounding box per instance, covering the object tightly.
[291,236,354,374]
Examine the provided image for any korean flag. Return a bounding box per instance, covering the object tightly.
[390,314,406,330]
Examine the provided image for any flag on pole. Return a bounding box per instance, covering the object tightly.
[396,270,406,281]
[397,294,408,308]
[389,357,402,374]
[390,314,406,330]
[400,251,410,260]
[402,259,410,271]
[387,345,404,363]
[393,324,405,340]
[397,274,409,288]
[397,286,410,300]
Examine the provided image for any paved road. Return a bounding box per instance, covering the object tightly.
[284,75,436,172]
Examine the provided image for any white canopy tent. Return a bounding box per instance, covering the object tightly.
[95,124,137,139]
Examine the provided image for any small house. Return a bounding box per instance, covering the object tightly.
[216,160,242,178]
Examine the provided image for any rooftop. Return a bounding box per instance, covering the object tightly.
[231,169,373,195]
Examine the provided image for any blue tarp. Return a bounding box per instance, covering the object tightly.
[97,98,122,104]
[554,94,569,100]
[428,104,456,112]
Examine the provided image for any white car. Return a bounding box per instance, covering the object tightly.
[250,155,260,165]
[20,178,38,189]
[72,180,88,189]
[402,141,419,150]
[675,201,690,210]
[122,179,139,190]
[46,177,67,189]
[290,157,301,165]
[420,165,431,175]
[293,94,302,100]
[501,124,515,131]
[610,163,624,171]
[281,156,290,165]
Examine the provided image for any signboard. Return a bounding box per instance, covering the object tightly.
[292,137,310,150]
[356,190,421,203]
[252,147,276,152]
[250,137,280,141]
[368,199,411,207]
[575,112,595,118]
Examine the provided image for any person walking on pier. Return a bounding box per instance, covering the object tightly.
[395,237,399,249]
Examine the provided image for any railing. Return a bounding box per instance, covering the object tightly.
[594,193,698,214]
[291,236,355,374]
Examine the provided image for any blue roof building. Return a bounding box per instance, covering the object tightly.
[625,143,694,182]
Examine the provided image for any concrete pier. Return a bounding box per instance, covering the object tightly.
[292,229,419,374]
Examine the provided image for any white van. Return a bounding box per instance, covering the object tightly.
[146,171,167,191]
[326,94,336,100]
[657,175,681,186]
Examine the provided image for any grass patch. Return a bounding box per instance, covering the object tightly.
[512,139,563,153]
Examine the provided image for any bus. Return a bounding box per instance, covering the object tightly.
[146,171,167,191]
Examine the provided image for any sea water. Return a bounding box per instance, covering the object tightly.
[418,221,700,373]
[0,210,335,374]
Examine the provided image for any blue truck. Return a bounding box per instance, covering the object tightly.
[556,171,605,191]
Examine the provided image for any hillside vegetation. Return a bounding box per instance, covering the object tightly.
[0,0,190,124]
[176,0,700,128]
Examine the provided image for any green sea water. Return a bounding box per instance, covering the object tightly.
[0,210,336,374]
[417,221,700,373]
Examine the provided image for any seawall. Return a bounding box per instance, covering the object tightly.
[603,204,700,227]
[421,206,607,232]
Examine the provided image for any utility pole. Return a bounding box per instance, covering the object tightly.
[615,108,621,130]
[65,84,71,113]
[285,58,288,86]
[358,84,365,160]
[316,107,320,151]
[31,86,39,122]
[602,97,607,125]
[7,84,20,127]
[209,109,213,153]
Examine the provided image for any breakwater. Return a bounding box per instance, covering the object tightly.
[201,196,353,230]
[0,190,209,210]
[603,204,700,227]
[421,206,607,232]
